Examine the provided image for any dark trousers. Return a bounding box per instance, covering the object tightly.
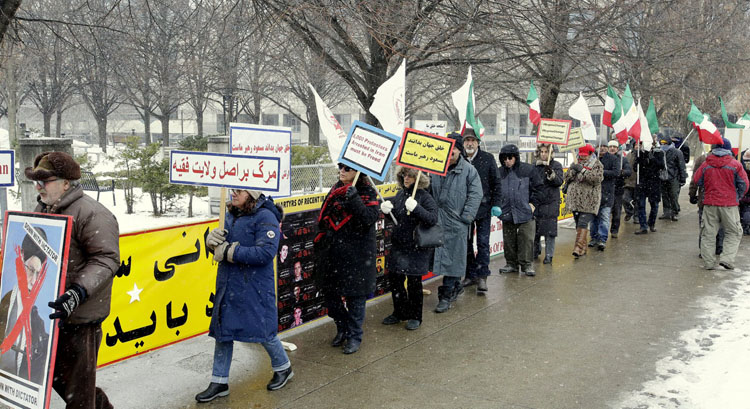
[573,212,595,228]
[698,207,725,254]
[389,273,423,322]
[53,323,112,409]
[661,179,681,216]
[637,186,660,229]
[740,203,750,235]
[501,220,535,269]
[324,294,366,343]
[622,187,637,218]
[611,192,624,234]
[466,216,492,279]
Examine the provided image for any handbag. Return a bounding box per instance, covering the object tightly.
[414,223,443,248]
[658,151,670,181]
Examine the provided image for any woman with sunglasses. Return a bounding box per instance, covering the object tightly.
[196,189,292,402]
[313,163,379,354]
[379,166,438,330]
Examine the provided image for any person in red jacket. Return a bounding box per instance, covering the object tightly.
[693,138,749,270]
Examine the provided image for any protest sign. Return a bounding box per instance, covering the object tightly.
[0,211,72,409]
[229,123,292,197]
[169,150,281,193]
[395,128,455,176]
[559,128,585,152]
[537,118,572,145]
[518,136,537,152]
[338,121,401,181]
[413,120,447,136]
[0,150,14,187]
[723,127,746,157]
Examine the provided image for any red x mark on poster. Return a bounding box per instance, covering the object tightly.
[0,245,48,380]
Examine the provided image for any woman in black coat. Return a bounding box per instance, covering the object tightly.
[313,164,379,354]
[532,144,564,264]
[379,166,438,330]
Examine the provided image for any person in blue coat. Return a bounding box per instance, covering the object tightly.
[195,189,292,403]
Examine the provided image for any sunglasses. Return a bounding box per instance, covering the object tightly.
[33,178,60,189]
[337,164,353,172]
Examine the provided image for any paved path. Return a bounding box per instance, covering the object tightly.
[55,202,750,408]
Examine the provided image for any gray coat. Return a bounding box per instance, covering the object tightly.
[430,157,483,277]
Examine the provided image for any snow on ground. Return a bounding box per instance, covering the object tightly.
[613,268,750,409]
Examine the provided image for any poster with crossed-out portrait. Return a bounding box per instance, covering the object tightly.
[0,211,72,409]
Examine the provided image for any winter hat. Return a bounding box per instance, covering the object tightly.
[657,133,669,144]
[712,137,732,151]
[607,140,619,148]
[22,226,48,264]
[447,132,465,155]
[25,151,81,181]
[499,144,520,163]
[461,128,480,141]
[578,144,595,156]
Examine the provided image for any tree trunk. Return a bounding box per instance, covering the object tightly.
[144,110,152,144]
[161,116,170,147]
[97,117,108,153]
[150,192,159,215]
[6,61,18,145]
[43,112,52,137]
[196,109,203,138]
[55,107,63,138]
[306,100,320,146]
[188,191,194,218]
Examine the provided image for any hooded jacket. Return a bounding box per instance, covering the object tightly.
[498,144,543,224]
[661,143,688,184]
[693,148,749,207]
[209,196,285,343]
[465,146,502,218]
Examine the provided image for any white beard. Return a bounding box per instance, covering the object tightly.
[465,148,476,155]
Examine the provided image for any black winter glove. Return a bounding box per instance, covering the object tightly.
[345,186,359,201]
[570,163,583,172]
[689,195,698,205]
[49,285,87,324]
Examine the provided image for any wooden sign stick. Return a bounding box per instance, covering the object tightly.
[352,171,361,187]
[407,171,421,215]
[218,188,227,229]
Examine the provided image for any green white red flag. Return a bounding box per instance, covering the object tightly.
[603,85,621,128]
[620,84,641,141]
[451,66,484,139]
[527,80,541,126]
[719,96,745,129]
[636,99,653,151]
[687,100,723,145]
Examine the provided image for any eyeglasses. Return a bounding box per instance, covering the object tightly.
[33,178,59,189]
[337,164,353,172]
[230,189,247,196]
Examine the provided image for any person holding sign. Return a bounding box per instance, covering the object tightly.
[460,131,502,294]
[196,189,293,402]
[380,166,438,330]
[496,144,544,276]
[431,133,482,313]
[313,164,379,354]
[531,144,564,264]
[25,151,119,409]
[563,144,603,259]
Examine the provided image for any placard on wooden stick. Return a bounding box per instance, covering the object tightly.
[537,118,572,145]
[395,128,455,176]
[559,128,586,152]
[337,121,402,181]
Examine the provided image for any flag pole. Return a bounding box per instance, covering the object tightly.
[678,128,694,150]
[366,175,398,225]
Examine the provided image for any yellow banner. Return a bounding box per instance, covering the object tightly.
[396,129,454,175]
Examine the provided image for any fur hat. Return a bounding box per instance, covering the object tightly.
[24,151,81,181]
[578,144,595,156]
[22,226,48,264]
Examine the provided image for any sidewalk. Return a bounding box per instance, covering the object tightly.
[57,203,750,408]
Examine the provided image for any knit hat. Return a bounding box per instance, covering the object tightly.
[447,132,465,155]
[713,137,732,151]
[607,140,619,148]
[578,144,595,156]
[24,151,81,181]
[657,133,669,144]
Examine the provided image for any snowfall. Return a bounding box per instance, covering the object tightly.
[3,142,750,408]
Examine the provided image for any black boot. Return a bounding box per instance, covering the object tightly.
[331,330,346,347]
[434,285,451,313]
[267,367,294,390]
[196,382,229,403]
[449,281,464,302]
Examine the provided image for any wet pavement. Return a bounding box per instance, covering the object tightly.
[58,202,750,408]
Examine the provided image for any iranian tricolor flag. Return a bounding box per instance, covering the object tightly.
[737,111,750,128]
[603,84,621,128]
[527,80,541,126]
[719,96,745,129]
[451,66,484,138]
[637,99,653,150]
[687,100,723,145]
[620,84,641,141]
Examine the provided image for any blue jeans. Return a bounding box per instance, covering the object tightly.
[466,216,492,279]
[324,294,366,343]
[590,206,612,243]
[637,188,660,230]
[211,336,291,384]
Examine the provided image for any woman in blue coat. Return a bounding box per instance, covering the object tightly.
[196,189,292,403]
[380,166,438,330]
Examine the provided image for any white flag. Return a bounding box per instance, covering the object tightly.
[568,92,597,141]
[369,59,406,137]
[309,84,348,163]
[636,99,652,151]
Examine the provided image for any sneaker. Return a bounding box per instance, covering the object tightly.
[611,232,618,239]
[476,277,488,292]
[635,229,648,235]
[434,299,451,313]
[588,239,599,248]
[267,367,294,391]
[649,226,657,232]
[719,261,735,270]
[670,215,679,221]
[597,242,606,251]
[498,265,518,273]
[342,339,361,354]
[543,256,553,264]
[523,266,536,277]
[658,214,671,220]
[196,382,229,403]
[405,320,421,330]
[461,277,476,287]
[382,314,401,325]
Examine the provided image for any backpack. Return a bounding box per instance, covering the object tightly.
[658,151,670,181]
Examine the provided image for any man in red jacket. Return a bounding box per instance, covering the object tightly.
[693,138,749,270]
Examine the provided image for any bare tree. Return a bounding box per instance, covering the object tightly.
[0,38,29,144]
[0,0,22,48]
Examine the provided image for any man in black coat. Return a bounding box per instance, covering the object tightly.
[460,130,502,294]
[657,135,687,221]
[609,141,633,239]
[589,142,622,250]
[634,141,666,234]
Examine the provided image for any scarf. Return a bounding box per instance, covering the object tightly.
[316,181,378,239]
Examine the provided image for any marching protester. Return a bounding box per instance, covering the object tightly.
[589,143,620,251]
[497,144,543,276]
[461,130,502,294]
[380,166,438,330]
[197,189,292,402]
[532,143,564,264]
[431,132,482,313]
[689,150,725,257]
[658,135,687,221]
[692,138,749,270]
[622,148,639,226]
[24,151,119,409]
[633,141,665,234]
[609,142,633,239]
[563,144,604,259]
[740,148,750,235]
[313,164,379,353]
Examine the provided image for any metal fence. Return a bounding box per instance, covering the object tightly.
[290,163,398,194]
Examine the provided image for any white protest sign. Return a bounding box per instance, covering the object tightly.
[338,121,401,180]
[0,150,14,187]
[414,120,447,136]
[170,150,281,193]
[229,123,292,197]
[518,136,537,152]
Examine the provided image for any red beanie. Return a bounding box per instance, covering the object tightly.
[578,144,595,156]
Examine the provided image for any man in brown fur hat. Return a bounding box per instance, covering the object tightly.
[24,151,119,409]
